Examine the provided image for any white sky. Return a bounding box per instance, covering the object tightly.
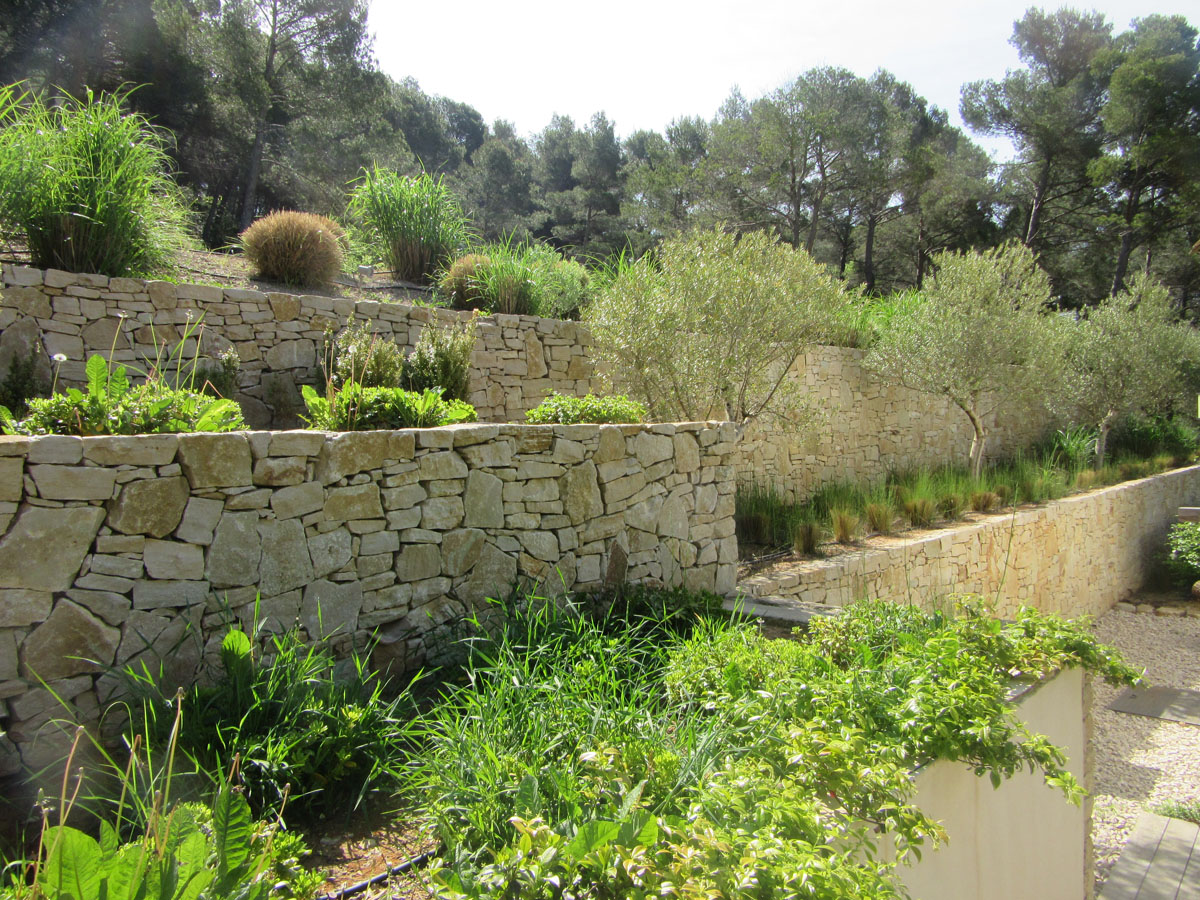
[369,1,1193,161]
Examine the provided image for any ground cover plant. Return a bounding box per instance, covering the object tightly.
[0,85,188,277]
[414,592,1138,899]
[525,393,647,425]
[301,383,476,431]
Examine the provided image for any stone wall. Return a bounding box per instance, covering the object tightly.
[0,422,738,774]
[0,265,602,428]
[735,345,1051,501]
[740,465,1200,619]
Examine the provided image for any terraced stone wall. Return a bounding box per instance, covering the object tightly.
[735,345,1051,501]
[0,422,737,775]
[0,265,602,428]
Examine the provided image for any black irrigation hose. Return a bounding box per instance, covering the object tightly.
[316,849,439,900]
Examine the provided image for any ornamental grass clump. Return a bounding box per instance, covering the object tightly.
[349,167,469,284]
[240,210,345,287]
[0,84,189,276]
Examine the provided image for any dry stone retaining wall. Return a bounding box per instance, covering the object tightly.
[0,422,738,775]
[740,465,1200,620]
[735,345,1051,501]
[0,265,602,428]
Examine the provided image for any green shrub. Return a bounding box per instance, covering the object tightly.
[525,393,647,425]
[196,346,241,399]
[0,355,244,436]
[301,382,476,430]
[325,319,405,389]
[1166,522,1200,582]
[0,347,49,418]
[1108,413,1199,461]
[0,85,188,277]
[125,622,420,820]
[348,167,469,284]
[403,318,476,402]
[440,242,590,319]
[524,243,591,319]
[240,210,345,286]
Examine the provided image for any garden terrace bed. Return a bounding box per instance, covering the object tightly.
[0,264,601,429]
[739,464,1200,619]
[0,421,737,774]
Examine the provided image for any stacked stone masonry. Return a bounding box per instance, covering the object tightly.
[0,265,603,428]
[734,345,1051,501]
[0,422,738,775]
[740,465,1200,620]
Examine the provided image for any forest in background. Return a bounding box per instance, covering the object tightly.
[2,1,1199,309]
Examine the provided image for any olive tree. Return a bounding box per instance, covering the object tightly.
[585,227,850,425]
[1057,272,1199,465]
[865,242,1056,478]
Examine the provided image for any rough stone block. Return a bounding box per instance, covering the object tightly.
[178,434,252,488]
[0,505,104,591]
[21,600,119,680]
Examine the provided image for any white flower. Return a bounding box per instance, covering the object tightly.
[51,353,68,363]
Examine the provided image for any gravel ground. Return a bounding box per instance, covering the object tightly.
[1090,606,1200,893]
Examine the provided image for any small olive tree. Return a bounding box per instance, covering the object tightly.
[865,242,1056,478]
[1057,272,1199,465]
[585,228,850,425]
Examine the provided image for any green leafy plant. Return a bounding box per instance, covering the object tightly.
[1,355,244,436]
[126,621,421,820]
[0,84,188,277]
[240,210,346,287]
[402,318,476,402]
[525,393,647,425]
[196,347,241,399]
[1166,522,1200,582]
[348,167,469,284]
[439,254,492,309]
[301,382,475,431]
[324,319,405,389]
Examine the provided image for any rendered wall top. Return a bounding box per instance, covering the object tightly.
[0,421,739,775]
[0,265,603,428]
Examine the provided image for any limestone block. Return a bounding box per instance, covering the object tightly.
[316,432,411,484]
[132,580,208,610]
[269,295,301,321]
[0,505,104,591]
[441,528,485,576]
[264,339,316,369]
[106,476,190,538]
[421,496,463,531]
[418,451,468,482]
[21,599,119,680]
[253,519,313,598]
[463,470,503,528]
[178,434,252,488]
[524,330,548,378]
[3,285,51,317]
[0,457,23,502]
[269,431,325,457]
[271,482,324,520]
[252,455,306,487]
[633,433,673,468]
[518,531,558,562]
[309,528,352,578]
[84,435,178,466]
[0,317,52,396]
[324,484,383,522]
[142,540,204,581]
[397,544,441,582]
[206,511,262,587]
[27,435,83,464]
[29,464,116,501]
[382,484,427,510]
[0,589,52,627]
[516,461,565,480]
[174,496,224,544]
[459,542,518,604]
[460,440,514,468]
[89,554,143,579]
[302,579,362,639]
[594,427,626,464]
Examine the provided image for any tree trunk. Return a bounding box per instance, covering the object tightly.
[863,214,877,294]
[962,404,987,479]
[239,123,267,231]
[1110,190,1141,296]
[915,216,927,290]
[1095,413,1115,468]
[1024,159,1052,247]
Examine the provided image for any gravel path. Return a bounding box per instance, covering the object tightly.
[1090,607,1200,893]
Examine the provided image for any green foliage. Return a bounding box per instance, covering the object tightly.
[439,254,492,310]
[0,708,319,900]
[587,227,851,423]
[126,620,420,820]
[0,85,188,277]
[197,347,242,399]
[240,210,346,287]
[0,348,49,418]
[325,320,406,389]
[1,354,244,436]
[440,241,592,319]
[1108,414,1199,462]
[866,242,1056,478]
[402,318,476,403]
[1152,799,1200,826]
[301,383,476,431]
[420,592,1138,899]
[348,167,470,284]
[524,393,647,425]
[1166,522,1200,582]
[829,290,926,348]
